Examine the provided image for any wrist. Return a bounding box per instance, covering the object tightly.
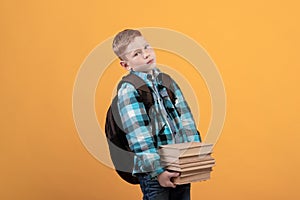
[150,168,165,178]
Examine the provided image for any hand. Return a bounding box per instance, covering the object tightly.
[157,171,180,188]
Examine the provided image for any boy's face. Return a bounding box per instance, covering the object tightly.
[120,36,156,74]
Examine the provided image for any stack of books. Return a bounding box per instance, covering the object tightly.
[159,142,215,185]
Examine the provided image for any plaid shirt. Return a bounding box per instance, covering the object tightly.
[117,68,201,178]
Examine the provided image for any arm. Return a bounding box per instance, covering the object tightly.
[172,81,201,142]
[117,83,164,178]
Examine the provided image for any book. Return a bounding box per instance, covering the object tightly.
[163,159,215,170]
[160,154,213,165]
[179,167,213,177]
[166,162,215,172]
[158,142,215,184]
[172,171,211,185]
[159,142,213,158]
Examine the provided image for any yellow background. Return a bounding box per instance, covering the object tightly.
[1,0,300,199]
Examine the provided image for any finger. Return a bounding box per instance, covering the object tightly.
[169,181,176,188]
[163,181,175,188]
[161,179,176,188]
[169,172,180,178]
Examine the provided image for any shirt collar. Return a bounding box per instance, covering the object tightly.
[130,67,161,82]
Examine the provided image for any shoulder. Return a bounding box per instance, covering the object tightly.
[117,82,137,97]
[159,72,177,84]
[158,72,180,91]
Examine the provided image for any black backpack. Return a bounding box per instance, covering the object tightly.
[105,73,176,184]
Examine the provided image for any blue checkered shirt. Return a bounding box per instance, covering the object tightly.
[117,68,201,178]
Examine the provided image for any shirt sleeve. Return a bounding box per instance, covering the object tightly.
[117,82,164,177]
[172,81,202,142]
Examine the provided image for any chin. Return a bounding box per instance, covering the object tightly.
[150,62,156,68]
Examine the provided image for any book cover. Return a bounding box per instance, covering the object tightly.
[160,154,213,165]
[166,163,215,172]
[163,159,215,170]
[179,167,213,177]
[159,142,213,157]
[172,171,211,185]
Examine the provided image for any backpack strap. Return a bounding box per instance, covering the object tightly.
[117,73,154,118]
[117,72,178,113]
[158,73,200,139]
[157,73,177,107]
[118,73,151,93]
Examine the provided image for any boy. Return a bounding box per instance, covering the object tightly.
[112,29,201,200]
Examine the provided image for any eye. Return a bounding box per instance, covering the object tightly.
[134,49,144,57]
[144,44,150,49]
[133,51,141,57]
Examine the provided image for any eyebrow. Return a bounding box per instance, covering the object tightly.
[131,49,140,54]
[121,43,149,58]
[131,43,149,54]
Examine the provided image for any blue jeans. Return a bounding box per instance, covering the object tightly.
[138,175,191,200]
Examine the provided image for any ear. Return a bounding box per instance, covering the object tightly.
[120,61,131,71]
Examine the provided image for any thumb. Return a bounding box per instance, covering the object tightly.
[168,171,180,178]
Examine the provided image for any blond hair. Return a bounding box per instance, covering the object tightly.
[112,29,142,60]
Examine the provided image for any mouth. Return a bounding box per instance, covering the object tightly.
[147,59,154,65]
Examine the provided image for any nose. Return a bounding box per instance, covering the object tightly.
[142,49,150,59]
